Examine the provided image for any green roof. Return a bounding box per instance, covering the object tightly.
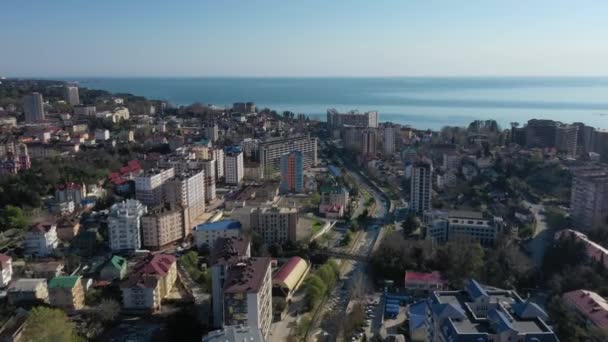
[48,276,81,289]
[109,255,127,270]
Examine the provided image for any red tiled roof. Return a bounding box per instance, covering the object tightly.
[224,258,271,294]
[135,254,176,277]
[404,271,446,285]
[556,229,608,269]
[563,289,608,329]
[56,182,83,191]
[273,257,304,283]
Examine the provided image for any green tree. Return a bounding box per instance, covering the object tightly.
[96,299,121,324]
[402,215,420,236]
[0,205,28,231]
[23,307,82,342]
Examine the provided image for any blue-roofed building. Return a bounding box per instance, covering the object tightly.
[328,165,341,177]
[194,220,243,249]
[408,301,428,341]
[423,279,558,342]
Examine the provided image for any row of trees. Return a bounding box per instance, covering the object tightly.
[303,259,340,310]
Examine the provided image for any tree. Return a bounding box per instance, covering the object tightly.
[402,215,420,236]
[23,307,82,342]
[96,299,120,324]
[0,205,28,231]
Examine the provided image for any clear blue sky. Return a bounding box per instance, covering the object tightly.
[2,0,608,77]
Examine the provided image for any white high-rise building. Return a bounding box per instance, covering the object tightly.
[225,149,244,185]
[24,93,45,123]
[108,199,147,251]
[202,159,217,202]
[64,86,80,106]
[205,123,219,142]
[259,136,317,176]
[410,160,433,213]
[214,149,225,179]
[135,168,175,206]
[383,125,396,155]
[165,169,206,226]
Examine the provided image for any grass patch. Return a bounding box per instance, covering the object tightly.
[312,220,324,234]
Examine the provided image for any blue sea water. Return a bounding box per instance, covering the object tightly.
[71,77,608,130]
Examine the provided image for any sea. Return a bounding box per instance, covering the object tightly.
[71,77,608,131]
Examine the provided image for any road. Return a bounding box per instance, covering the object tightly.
[309,159,391,341]
[524,201,550,267]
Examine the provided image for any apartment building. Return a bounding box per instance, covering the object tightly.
[225,147,244,185]
[425,279,557,342]
[164,169,206,226]
[135,168,175,206]
[424,210,502,247]
[251,207,298,245]
[223,258,273,339]
[48,276,85,311]
[361,129,377,157]
[279,151,304,194]
[210,237,252,328]
[121,254,177,312]
[73,105,96,116]
[24,223,59,257]
[555,124,579,156]
[24,93,45,123]
[326,108,379,128]
[108,199,147,251]
[202,159,217,202]
[259,136,317,176]
[194,220,243,249]
[410,160,432,213]
[55,182,86,208]
[64,86,80,106]
[141,205,187,249]
[570,166,608,230]
[383,125,396,155]
[204,123,219,142]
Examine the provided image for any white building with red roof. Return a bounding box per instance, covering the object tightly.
[0,254,12,287]
[555,229,608,269]
[563,289,608,330]
[404,271,447,292]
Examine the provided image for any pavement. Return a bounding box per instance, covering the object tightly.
[524,201,550,267]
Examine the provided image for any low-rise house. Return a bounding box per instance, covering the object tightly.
[98,255,128,282]
[48,275,85,311]
[404,271,446,292]
[194,220,243,249]
[120,254,176,312]
[563,289,608,330]
[7,279,49,305]
[56,218,81,241]
[27,260,64,279]
[24,223,59,257]
[0,254,12,288]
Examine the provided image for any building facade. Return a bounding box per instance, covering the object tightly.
[164,169,206,226]
[223,258,273,339]
[23,93,45,123]
[326,108,379,128]
[279,151,304,194]
[259,136,317,176]
[425,210,501,246]
[121,254,177,312]
[225,148,244,185]
[24,223,59,257]
[108,199,147,251]
[64,86,80,106]
[48,276,85,311]
[383,125,396,155]
[202,159,217,202]
[135,168,175,206]
[141,205,186,249]
[252,207,298,245]
[194,220,243,249]
[410,160,432,213]
[570,166,608,230]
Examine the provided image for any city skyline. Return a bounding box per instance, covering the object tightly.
[2,0,608,77]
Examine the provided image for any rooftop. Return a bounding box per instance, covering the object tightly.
[48,275,81,289]
[210,237,251,266]
[404,271,446,285]
[563,289,608,329]
[224,257,271,294]
[8,278,47,292]
[448,210,486,220]
[195,219,242,232]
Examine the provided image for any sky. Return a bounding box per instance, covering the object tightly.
[2,0,608,77]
